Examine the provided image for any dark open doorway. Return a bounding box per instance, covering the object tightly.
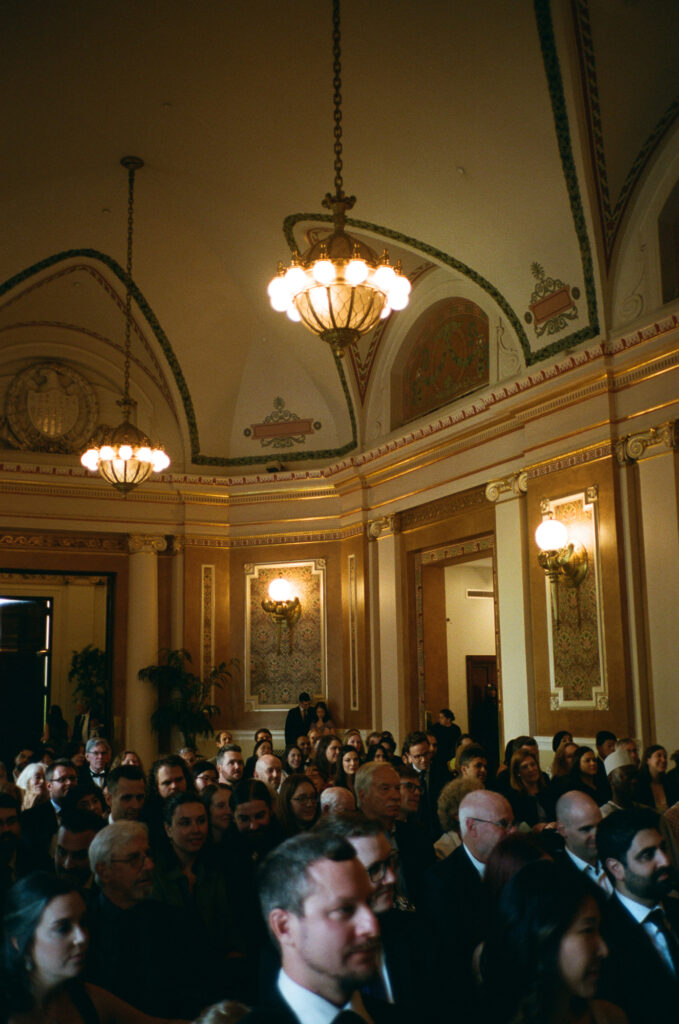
[467,654,499,775]
[0,596,52,767]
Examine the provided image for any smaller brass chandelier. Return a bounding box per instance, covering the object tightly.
[267,0,411,357]
[81,157,170,493]
[261,574,301,655]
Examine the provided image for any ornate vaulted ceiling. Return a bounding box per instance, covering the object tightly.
[1,0,678,473]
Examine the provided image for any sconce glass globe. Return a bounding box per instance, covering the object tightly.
[535,518,568,552]
[268,576,293,602]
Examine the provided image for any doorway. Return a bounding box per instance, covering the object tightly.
[466,654,499,774]
[0,596,52,766]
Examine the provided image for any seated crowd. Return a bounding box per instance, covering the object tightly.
[0,694,678,1022]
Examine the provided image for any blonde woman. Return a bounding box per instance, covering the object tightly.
[15,761,48,810]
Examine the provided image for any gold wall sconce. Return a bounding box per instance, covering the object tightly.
[261,574,302,654]
[535,515,588,628]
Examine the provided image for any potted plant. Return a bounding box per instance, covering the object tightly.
[68,644,109,729]
[138,648,237,748]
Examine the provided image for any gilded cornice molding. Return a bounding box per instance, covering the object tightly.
[485,471,528,503]
[0,571,108,585]
[526,441,616,480]
[127,535,168,555]
[616,420,678,465]
[0,531,126,552]
[397,485,488,533]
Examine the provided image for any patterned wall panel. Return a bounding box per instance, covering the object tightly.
[540,489,607,710]
[400,298,489,425]
[244,560,326,711]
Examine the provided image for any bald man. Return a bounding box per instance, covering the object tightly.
[556,789,612,893]
[421,789,514,1015]
[254,755,283,794]
[319,786,356,815]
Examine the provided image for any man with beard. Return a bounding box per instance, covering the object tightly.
[231,778,283,863]
[85,821,212,1018]
[242,832,403,1022]
[54,808,105,890]
[598,807,679,1021]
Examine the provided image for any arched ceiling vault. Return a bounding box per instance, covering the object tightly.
[1,0,677,473]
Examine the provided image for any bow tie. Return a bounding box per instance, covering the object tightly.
[91,771,106,778]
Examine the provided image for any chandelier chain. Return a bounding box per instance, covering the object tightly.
[332,0,343,197]
[123,161,136,408]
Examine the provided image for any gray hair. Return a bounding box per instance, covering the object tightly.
[259,832,356,938]
[86,738,111,755]
[16,762,46,793]
[319,787,356,814]
[88,821,148,884]
[437,777,483,832]
[354,761,394,805]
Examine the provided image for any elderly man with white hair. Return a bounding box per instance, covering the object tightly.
[85,821,213,1018]
[254,754,283,793]
[421,788,514,1016]
[320,785,356,815]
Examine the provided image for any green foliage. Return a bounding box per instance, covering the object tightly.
[138,648,237,746]
[68,645,108,722]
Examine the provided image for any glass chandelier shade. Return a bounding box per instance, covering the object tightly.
[81,408,170,494]
[267,0,411,357]
[80,156,170,493]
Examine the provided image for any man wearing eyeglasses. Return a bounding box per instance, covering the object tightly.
[85,820,212,1018]
[21,757,78,856]
[421,788,514,1016]
[318,812,430,1015]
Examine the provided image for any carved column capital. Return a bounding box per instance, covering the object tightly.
[616,420,678,465]
[170,535,184,555]
[485,470,527,503]
[366,514,399,540]
[128,534,168,555]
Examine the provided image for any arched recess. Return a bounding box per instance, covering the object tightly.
[0,251,191,470]
[610,122,679,329]
[363,268,524,446]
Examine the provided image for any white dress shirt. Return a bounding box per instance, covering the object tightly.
[615,892,677,975]
[278,969,374,1024]
[565,848,613,895]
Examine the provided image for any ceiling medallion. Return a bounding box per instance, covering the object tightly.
[80,157,170,493]
[267,0,410,358]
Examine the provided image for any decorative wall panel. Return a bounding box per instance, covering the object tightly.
[400,298,489,424]
[348,554,359,711]
[541,489,607,710]
[200,565,215,683]
[244,560,326,711]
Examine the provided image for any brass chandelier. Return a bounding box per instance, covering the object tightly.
[267,0,411,357]
[81,157,170,493]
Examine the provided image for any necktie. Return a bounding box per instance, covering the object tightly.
[645,907,679,974]
[333,1013,365,1024]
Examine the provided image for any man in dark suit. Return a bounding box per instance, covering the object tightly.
[401,730,442,840]
[78,738,111,789]
[317,812,431,1013]
[21,757,78,856]
[598,807,679,1022]
[242,831,404,1022]
[86,820,215,1017]
[420,788,514,1015]
[284,692,312,747]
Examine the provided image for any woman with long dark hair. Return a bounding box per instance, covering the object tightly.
[481,860,625,1023]
[310,700,335,735]
[507,750,555,829]
[333,744,360,794]
[276,773,320,837]
[1,872,186,1022]
[41,705,69,756]
[313,734,342,784]
[633,743,670,812]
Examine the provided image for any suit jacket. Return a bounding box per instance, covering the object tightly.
[20,799,59,856]
[243,990,407,1023]
[393,819,435,907]
[420,843,487,1015]
[599,892,679,1023]
[380,908,433,1012]
[284,706,312,747]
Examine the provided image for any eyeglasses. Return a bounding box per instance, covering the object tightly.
[469,816,513,832]
[52,774,77,784]
[400,782,421,793]
[111,849,153,869]
[367,851,399,883]
[292,794,318,805]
